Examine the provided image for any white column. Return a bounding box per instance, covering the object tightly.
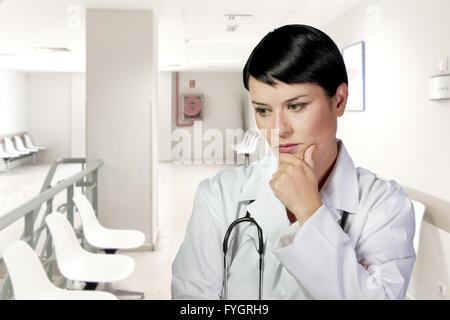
[86,9,158,249]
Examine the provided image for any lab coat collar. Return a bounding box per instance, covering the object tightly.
[238,138,359,220]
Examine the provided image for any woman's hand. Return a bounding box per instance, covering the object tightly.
[269,144,323,226]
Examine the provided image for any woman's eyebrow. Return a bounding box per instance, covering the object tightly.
[251,100,269,106]
[252,94,308,106]
[285,94,308,102]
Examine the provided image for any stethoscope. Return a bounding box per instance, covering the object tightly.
[222,199,350,300]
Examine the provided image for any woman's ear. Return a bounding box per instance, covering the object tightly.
[334,83,348,117]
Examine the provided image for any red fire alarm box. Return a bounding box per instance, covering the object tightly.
[182,94,203,120]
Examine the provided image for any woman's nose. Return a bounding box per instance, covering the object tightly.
[275,111,293,138]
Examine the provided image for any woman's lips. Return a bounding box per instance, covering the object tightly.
[278,143,300,153]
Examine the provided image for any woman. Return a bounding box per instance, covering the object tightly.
[171,24,416,300]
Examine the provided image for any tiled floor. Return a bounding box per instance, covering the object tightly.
[0,160,235,299]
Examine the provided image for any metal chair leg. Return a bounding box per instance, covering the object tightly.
[104,282,145,300]
[102,249,145,299]
[84,282,99,290]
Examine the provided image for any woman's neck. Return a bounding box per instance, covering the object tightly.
[318,140,339,192]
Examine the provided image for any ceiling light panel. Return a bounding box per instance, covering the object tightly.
[183,10,293,24]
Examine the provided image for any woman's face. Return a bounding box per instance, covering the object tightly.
[248,76,347,170]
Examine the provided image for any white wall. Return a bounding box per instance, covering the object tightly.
[322,0,450,300]
[70,73,86,158]
[25,72,86,163]
[27,73,71,163]
[158,71,172,162]
[172,72,247,163]
[151,16,160,247]
[323,0,450,203]
[0,69,27,135]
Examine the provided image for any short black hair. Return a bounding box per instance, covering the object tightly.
[243,24,348,98]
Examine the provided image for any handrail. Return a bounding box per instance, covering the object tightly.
[39,158,86,194]
[0,158,103,300]
[0,159,102,230]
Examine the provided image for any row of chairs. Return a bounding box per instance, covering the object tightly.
[0,134,46,170]
[2,194,145,300]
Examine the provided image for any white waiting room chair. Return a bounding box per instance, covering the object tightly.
[0,142,19,159]
[45,212,135,295]
[72,194,145,298]
[0,142,20,171]
[24,133,46,150]
[232,129,260,164]
[73,194,145,251]
[2,240,117,300]
[14,135,38,153]
[14,136,37,163]
[3,137,28,156]
[411,200,425,255]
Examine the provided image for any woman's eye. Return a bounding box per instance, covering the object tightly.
[255,107,271,117]
[288,103,307,111]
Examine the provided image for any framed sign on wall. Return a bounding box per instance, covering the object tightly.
[342,41,365,112]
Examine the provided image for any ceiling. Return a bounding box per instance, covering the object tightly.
[0,0,361,72]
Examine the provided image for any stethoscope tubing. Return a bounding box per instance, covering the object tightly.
[223,200,264,299]
[222,200,349,300]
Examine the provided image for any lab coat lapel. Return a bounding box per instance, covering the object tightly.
[246,186,290,250]
[238,148,277,202]
[319,139,360,218]
[237,149,289,249]
[318,139,361,246]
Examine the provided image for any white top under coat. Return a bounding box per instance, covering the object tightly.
[171,138,416,299]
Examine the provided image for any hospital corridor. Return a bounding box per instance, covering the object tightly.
[1,0,450,305]
[0,161,231,299]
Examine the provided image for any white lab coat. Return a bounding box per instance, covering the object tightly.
[171,138,416,300]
